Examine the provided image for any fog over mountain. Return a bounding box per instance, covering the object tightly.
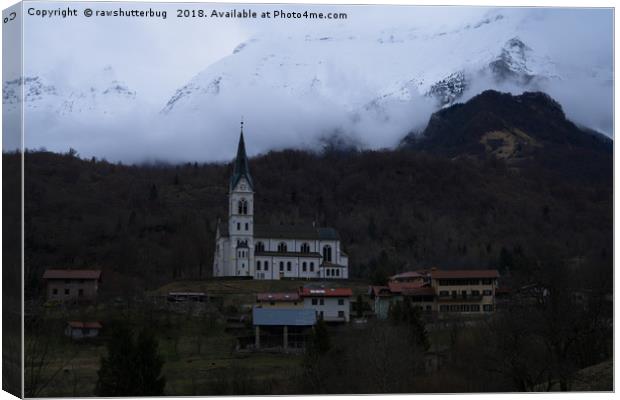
[4,6,612,163]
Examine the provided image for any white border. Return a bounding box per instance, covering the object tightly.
[0,1,615,400]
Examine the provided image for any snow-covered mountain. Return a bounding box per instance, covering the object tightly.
[3,8,612,162]
[3,66,138,117]
[162,12,563,114]
[157,9,611,154]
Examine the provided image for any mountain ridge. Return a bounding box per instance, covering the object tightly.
[401,90,612,183]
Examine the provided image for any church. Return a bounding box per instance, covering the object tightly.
[212,125,349,280]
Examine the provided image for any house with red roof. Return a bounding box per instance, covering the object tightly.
[369,279,434,319]
[256,286,353,323]
[298,287,353,322]
[389,271,428,284]
[65,321,102,339]
[42,269,101,302]
[369,269,500,319]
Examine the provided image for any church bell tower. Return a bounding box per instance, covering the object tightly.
[228,121,254,276]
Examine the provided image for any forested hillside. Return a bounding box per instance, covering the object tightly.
[13,149,610,296]
[13,91,612,297]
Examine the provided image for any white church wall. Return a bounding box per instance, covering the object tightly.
[213,132,349,281]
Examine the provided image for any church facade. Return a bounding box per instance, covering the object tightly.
[212,128,349,280]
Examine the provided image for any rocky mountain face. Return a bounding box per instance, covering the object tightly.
[161,17,561,116]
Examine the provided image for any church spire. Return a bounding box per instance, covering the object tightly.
[230,119,253,190]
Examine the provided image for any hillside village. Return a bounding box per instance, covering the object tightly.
[25,120,612,395]
[38,130,510,353]
[34,260,611,395]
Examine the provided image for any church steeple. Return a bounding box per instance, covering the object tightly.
[230,120,254,191]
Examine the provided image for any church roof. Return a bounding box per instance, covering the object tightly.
[321,261,348,268]
[255,251,322,258]
[229,128,254,191]
[255,224,340,240]
[218,223,340,241]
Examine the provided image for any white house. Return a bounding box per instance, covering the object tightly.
[213,124,349,280]
[64,321,102,340]
[299,287,353,322]
[256,287,353,323]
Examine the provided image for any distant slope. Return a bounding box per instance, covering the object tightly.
[402,90,612,182]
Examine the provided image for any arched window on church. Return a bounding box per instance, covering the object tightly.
[278,242,287,253]
[238,199,248,215]
[301,243,310,253]
[256,261,261,271]
[302,262,307,272]
[255,242,265,253]
[323,245,332,262]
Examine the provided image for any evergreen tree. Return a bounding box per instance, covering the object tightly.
[367,216,377,240]
[301,319,331,393]
[388,299,430,351]
[149,184,158,201]
[499,246,513,272]
[387,299,403,322]
[96,325,166,396]
[133,329,166,395]
[95,325,135,396]
[309,319,330,355]
[408,304,430,351]
[355,294,364,318]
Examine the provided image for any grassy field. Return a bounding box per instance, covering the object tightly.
[33,278,369,396]
[31,308,304,397]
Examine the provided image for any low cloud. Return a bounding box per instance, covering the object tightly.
[7,6,612,163]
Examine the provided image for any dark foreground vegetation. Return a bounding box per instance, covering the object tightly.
[23,272,612,396]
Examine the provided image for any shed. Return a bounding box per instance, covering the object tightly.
[252,308,316,350]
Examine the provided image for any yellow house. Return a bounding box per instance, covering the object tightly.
[430,269,499,313]
[370,269,500,318]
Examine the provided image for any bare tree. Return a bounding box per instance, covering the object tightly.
[24,317,76,397]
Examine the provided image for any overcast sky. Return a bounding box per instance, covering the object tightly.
[4,3,614,162]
